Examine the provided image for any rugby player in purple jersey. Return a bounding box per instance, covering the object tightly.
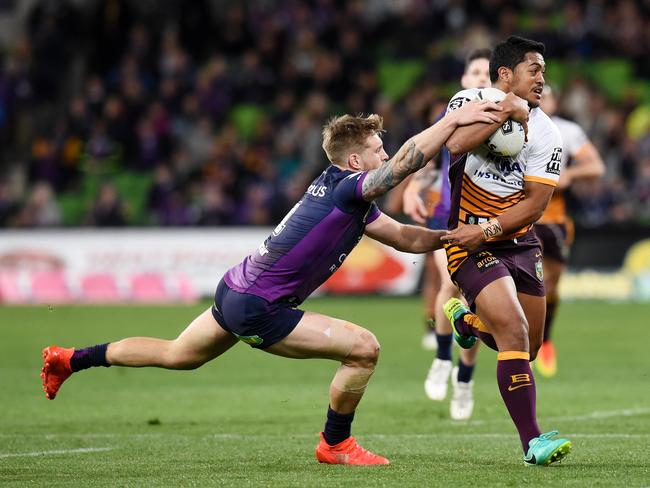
[41,99,500,465]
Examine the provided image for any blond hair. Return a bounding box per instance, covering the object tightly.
[321,114,384,165]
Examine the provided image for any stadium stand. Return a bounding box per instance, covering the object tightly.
[0,0,648,230]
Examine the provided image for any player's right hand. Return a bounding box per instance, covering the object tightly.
[501,92,529,122]
[402,190,428,224]
[500,93,530,142]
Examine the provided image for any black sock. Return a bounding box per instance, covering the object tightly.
[323,406,355,446]
[70,344,111,372]
[435,333,453,361]
[543,300,558,342]
[457,358,475,383]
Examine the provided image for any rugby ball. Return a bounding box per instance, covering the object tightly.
[476,87,525,157]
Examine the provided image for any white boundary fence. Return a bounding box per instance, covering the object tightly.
[0,229,425,304]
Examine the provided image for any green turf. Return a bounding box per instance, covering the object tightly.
[1,298,649,487]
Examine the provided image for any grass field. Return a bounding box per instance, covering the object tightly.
[1,297,649,487]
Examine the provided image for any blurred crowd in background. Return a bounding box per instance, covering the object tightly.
[1,0,650,229]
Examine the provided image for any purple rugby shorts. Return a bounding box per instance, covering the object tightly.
[452,231,545,307]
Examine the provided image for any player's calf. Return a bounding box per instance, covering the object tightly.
[160,340,209,370]
[326,329,379,445]
[330,330,379,404]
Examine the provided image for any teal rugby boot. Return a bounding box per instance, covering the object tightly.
[524,431,572,466]
[443,298,478,349]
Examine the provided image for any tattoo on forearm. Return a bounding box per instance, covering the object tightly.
[362,140,425,200]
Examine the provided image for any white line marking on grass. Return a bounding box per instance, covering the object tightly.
[0,447,113,459]
[545,407,650,422]
[563,433,650,439]
[0,407,650,440]
[367,433,650,439]
[463,407,650,426]
[2,433,647,442]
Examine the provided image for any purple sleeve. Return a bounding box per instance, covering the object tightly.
[333,171,382,220]
[354,172,369,200]
[332,171,368,211]
[367,202,381,224]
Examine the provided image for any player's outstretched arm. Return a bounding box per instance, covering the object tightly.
[361,100,502,201]
[364,212,445,253]
[441,181,554,250]
[446,93,529,156]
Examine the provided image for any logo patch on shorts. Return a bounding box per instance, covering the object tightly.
[233,333,264,346]
[473,251,500,272]
[535,259,543,281]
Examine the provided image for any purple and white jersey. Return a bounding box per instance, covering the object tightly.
[224,165,382,304]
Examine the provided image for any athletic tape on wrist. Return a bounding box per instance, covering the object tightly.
[479,218,503,239]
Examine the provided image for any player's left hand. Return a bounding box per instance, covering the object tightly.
[441,225,486,250]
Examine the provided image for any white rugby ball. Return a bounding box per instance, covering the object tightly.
[476,87,525,157]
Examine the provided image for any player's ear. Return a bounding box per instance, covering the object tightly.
[497,66,512,84]
[348,153,361,170]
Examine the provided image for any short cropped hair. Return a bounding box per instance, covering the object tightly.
[322,114,384,165]
[489,36,545,82]
[465,48,492,70]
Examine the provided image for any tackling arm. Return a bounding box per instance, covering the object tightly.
[361,100,502,201]
[364,212,445,253]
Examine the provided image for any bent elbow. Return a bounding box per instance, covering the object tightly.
[446,141,463,156]
[531,208,544,223]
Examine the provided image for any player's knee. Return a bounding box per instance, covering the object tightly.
[164,355,202,370]
[347,330,380,369]
[169,357,203,370]
[493,317,529,350]
[332,330,379,395]
[163,343,204,370]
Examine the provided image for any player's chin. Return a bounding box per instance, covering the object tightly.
[527,97,540,108]
[528,92,542,108]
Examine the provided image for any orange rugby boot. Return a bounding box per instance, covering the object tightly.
[41,346,74,400]
[535,341,557,378]
[315,432,390,465]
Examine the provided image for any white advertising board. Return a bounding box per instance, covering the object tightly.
[0,229,426,302]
